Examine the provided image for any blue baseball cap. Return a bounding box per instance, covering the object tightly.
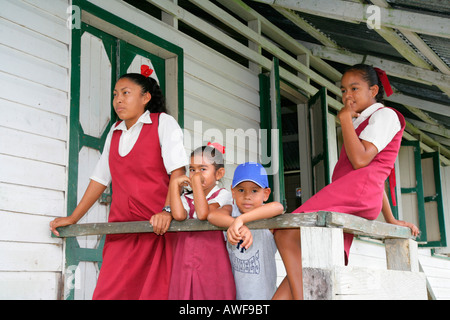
[232,162,269,188]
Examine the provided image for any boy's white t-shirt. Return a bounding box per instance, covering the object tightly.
[353,103,401,153]
[90,111,188,186]
[226,203,278,300]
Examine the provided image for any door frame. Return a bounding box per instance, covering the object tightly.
[65,0,184,300]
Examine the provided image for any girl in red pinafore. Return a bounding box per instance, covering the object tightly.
[168,144,236,300]
[50,66,188,299]
[273,64,419,300]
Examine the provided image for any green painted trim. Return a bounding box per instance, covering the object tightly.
[65,0,185,299]
[308,87,330,192]
[272,58,287,209]
[421,151,447,248]
[400,140,427,242]
[259,73,273,203]
[118,40,166,94]
[79,0,184,127]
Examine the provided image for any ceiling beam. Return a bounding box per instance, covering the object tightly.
[369,0,450,97]
[216,0,342,82]
[251,0,450,39]
[301,41,450,91]
[188,0,343,97]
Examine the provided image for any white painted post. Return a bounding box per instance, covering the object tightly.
[301,227,344,299]
[301,226,345,268]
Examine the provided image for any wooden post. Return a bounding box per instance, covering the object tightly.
[385,238,419,272]
[301,227,344,300]
[301,226,345,268]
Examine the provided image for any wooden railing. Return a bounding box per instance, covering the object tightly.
[55,211,413,239]
[55,211,431,300]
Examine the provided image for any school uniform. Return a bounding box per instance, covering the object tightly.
[168,186,236,300]
[293,103,405,264]
[226,204,278,300]
[90,110,188,300]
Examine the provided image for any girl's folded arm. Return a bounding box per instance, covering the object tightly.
[207,205,234,227]
[169,175,188,221]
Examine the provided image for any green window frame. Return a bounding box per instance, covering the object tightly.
[66,0,184,300]
[259,58,286,208]
[400,140,446,247]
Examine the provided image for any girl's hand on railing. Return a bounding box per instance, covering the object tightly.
[49,216,77,237]
[150,211,173,235]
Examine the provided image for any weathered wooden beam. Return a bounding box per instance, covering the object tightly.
[54,211,414,240]
[325,211,413,239]
[55,212,322,237]
[385,238,419,272]
[251,0,450,39]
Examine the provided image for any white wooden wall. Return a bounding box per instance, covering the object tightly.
[0,0,71,299]
[1,0,449,300]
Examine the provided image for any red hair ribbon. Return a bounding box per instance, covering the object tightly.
[141,65,154,78]
[207,142,225,154]
[374,67,393,97]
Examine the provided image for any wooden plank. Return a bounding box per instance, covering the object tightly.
[332,266,427,300]
[303,268,333,300]
[301,227,345,268]
[0,241,62,272]
[0,72,69,116]
[0,44,68,92]
[325,211,413,239]
[0,126,66,166]
[0,182,65,217]
[0,271,61,300]
[0,99,67,141]
[385,238,419,272]
[1,0,70,44]
[55,213,321,237]
[253,0,450,39]
[0,154,66,191]
[55,211,414,240]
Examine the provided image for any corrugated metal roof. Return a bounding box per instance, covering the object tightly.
[243,0,450,170]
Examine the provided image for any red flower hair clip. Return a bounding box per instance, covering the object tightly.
[207,142,225,154]
[141,65,154,78]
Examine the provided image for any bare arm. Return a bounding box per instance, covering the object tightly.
[168,174,189,221]
[338,100,378,169]
[50,179,107,236]
[190,173,210,220]
[381,190,420,236]
[150,166,186,234]
[207,205,234,227]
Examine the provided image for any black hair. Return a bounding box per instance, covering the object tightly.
[344,64,385,103]
[190,145,224,171]
[118,73,167,113]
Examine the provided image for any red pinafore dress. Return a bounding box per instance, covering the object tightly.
[293,107,405,264]
[93,113,176,300]
[168,188,236,300]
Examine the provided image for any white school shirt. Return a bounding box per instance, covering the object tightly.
[353,103,401,153]
[90,111,188,186]
[181,186,233,220]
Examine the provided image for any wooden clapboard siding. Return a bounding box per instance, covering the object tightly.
[0,183,65,217]
[347,239,450,299]
[0,272,61,300]
[0,0,70,300]
[1,0,449,300]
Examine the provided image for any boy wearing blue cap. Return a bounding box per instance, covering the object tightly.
[208,162,284,300]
